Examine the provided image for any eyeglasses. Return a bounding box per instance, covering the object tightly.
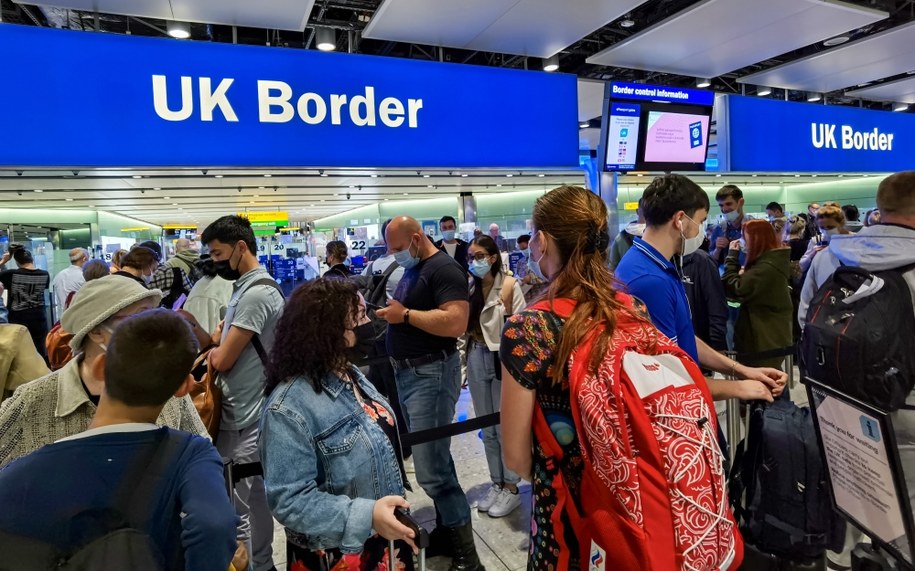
[470,253,492,262]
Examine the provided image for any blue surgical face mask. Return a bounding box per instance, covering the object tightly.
[393,237,420,270]
[442,230,456,241]
[724,210,741,223]
[470,258,492,278]
[342,256,352,268]
[527,233,549,281]
[821,228,839,240]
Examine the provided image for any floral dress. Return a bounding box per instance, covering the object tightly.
[500,309,583,571]
[287,395,414,571]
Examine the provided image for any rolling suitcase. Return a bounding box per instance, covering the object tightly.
[390,507,430,571]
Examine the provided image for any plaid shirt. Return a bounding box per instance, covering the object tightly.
[149,264,193,299]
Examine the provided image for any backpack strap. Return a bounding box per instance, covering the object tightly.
[500,274,516,315]
[367,261,399,301]
[246,278,284,366]
[171,267,183,294]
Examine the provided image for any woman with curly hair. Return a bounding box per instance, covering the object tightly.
[259,278,417,570]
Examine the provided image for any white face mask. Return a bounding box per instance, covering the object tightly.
[680,215,706,257]
[724,210,741,224]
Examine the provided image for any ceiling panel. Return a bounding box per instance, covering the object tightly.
[12,0,315,31]
[578,79,605,122]
[739,21,915,93]
[363,0,644,58]
[845,74,915,104]
[586,0,886,77]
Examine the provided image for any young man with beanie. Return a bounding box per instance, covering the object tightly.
[0,275,207,467]
[51,247,89,314]
[0,309,238,570]
[202,215,284,571]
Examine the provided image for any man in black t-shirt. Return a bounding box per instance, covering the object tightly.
[377,217,483,571]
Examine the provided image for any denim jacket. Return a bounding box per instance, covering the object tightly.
[259,366,404,554]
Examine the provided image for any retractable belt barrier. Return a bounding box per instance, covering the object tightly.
[225,412,502,485]
[734,344,798,366]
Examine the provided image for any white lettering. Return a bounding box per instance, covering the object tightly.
[379,97,405,127]
[257,80,294,123]
[350,86,377,127]
[199,77,238,122]
[297,92,327,125]
[408,99,423,128]
[330,94,348,125]
[152,75,194,121]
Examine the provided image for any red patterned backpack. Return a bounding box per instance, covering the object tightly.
[530,296,743,571]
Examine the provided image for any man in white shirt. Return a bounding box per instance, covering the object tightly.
[51,248,89,315]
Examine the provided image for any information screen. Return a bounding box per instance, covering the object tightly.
[643,111,710,165]
[604,103,641,171]
[808,380,915,565]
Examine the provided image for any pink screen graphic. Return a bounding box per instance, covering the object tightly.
[643,112,709,163]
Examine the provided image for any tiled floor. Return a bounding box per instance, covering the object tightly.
[268,386,531,571]
[265,370,810,570]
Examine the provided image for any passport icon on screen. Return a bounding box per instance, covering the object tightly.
[689,122,703,149]
[620,128,629,137]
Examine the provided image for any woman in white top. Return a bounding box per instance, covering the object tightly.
[465,235,526,518]
[184,255,233,335]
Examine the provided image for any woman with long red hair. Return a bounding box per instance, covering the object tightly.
[722,219,793,370]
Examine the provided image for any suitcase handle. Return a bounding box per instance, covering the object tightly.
[394,507,430,549]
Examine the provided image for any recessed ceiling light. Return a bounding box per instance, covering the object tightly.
[537,174,545,178]
[403,192,409,196]
[33,189,42,193]
[154,187,161,191]
[249,201,255,204]
[371,174,378,178]
[795,174,801,178]
[132,175,143,179]
[497,184,503,187]
[163,196,170,199]
[579,121,590,128]
[349,185,355,189]
[89,204,96,208]
[893,102,909,112]
[316,27,336,52]
[172,203,179,206]
[263,174,272,178]
[620,15,635,28]
[461,173,469,178]
[65,198,73,201]
[320,172,328,177]
[542,55,559,72]
[166,20,191,40]
[427,185,433,188]
[757,86,772,97]
[812,174,818,177]
[214,175,224,178]
[253,194,260,198]
[823,35,850,47]
[506,174,513,178]
[258,186,265,190]
[807,92,822,102]
[696,78,711,88]
[715,174,722,177]
[423,174,430,178]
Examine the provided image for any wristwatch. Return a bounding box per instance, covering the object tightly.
[404,309,411,325]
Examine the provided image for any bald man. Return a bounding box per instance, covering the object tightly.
[377,217,483,570]
[51,248,89,313]
[166,238,202,284]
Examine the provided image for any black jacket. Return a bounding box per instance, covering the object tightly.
[680,250,728,352]
[433,239,469,269]
[323,264,351,280]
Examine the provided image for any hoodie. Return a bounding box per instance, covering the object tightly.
[166,249,200,281]
[799,224,915,327]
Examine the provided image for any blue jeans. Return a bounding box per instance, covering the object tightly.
[467,342,520,486]
[394,351,471,528]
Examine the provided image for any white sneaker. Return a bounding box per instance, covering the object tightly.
[476,484,502,512]
[488,488,521,518]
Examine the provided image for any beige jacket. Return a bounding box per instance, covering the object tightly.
[0,358,209,467]
[0,324,50,400]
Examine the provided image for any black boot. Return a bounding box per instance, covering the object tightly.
[426,524,451,558]
[447,521,486,571]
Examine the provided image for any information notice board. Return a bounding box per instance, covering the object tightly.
[807,379,915,566]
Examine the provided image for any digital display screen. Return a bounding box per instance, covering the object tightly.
[643,111,711,165]
[604,103,641,171]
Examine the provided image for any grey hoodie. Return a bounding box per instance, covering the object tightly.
[798,224,915,327]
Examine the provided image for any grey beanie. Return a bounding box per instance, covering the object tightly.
[61,275,163,351]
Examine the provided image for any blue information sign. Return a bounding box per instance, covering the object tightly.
[609,81,715,106]
[0,24,578,169]
[725,95,915,172]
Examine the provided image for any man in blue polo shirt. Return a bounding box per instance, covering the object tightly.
[615,174,786,401]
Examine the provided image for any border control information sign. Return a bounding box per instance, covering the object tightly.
[808,379,915,565]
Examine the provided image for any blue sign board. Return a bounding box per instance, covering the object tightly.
[0,24,578,168]
[609,81,715,106]
[726,95,915,172]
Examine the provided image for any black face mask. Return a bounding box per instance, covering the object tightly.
[213,244,242,281]
[347,322,378,362]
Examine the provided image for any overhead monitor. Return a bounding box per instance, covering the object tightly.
[601,81,714,172]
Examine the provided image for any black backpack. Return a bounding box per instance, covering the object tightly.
[160,267,188,309]
[729,400,845,562]
[358,261,399,349]
[801,264,915,411]
[0,430,188,570]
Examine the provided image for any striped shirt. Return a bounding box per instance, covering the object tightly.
[0,268,49,313]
